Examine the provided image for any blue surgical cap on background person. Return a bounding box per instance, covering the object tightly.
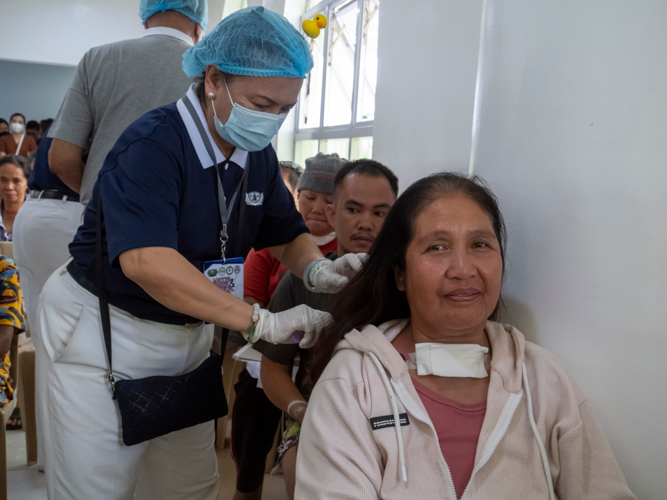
[139,0,208,32]
[182,6,313,79]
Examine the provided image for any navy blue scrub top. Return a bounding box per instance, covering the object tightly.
[69,102,307,325]
[28,124,80,199]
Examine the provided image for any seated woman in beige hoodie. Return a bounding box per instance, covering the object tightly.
[297,172,635,500]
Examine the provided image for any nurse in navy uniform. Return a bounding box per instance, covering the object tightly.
[36,7,363,500]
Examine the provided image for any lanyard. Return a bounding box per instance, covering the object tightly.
[182,93,248,262]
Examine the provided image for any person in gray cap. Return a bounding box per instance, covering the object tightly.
[295,153,347,242]
[299,152,346,192]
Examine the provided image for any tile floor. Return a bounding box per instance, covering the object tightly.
[6,428,289,500]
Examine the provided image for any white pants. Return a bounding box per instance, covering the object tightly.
[12,196,85,468]
[37,264,220,500]
[13,196,85,329]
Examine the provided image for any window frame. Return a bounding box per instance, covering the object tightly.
[295,0,376,158]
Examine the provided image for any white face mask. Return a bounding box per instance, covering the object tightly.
[10,122,24,134]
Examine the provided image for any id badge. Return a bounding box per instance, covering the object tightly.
[204,257,244,300]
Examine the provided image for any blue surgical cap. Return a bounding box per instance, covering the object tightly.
[139,0,208,32]
[182,6,313,79]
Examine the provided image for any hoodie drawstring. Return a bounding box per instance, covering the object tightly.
[367,344,555,495]
[523,363,556,500]
[369,352,408,483]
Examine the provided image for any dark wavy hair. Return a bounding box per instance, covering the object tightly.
[311,172,507,382]
[0,154,32,181]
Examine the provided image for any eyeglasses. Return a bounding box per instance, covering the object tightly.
[280,161,304,177]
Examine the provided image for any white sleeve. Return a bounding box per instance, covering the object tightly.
[295,377,383,500]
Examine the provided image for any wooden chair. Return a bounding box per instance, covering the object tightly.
[216,343,246,449]
[0,243,12,260]
[216,343,283,497]
[0,335,19,500]
[264,414,282,474]
[18,342,37,466]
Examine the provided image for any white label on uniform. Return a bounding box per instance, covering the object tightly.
[203,257,244,301]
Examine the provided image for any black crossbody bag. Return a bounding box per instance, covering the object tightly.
[94,154,249,446]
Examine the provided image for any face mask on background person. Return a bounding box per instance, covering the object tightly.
[10,122,24,134]
[211,78,287,152]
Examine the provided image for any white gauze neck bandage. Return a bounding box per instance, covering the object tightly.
[407,343,490,378]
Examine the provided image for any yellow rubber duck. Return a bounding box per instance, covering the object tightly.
[302,14,327,39]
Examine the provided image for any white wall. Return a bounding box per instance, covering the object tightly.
[470,2,667,497]
[372,0,484,190]
[0,0,298,160]
[208,0,226,31]
[276,0,308,162]
[0,0,144,67]
[374,0,666,497]
[0,60,76,121]
[0,0,225,67]
[0,0,225,129]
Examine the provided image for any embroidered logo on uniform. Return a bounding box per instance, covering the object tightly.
[246,192,264,206]
[370,413,410,430]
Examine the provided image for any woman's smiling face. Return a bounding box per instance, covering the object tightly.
[396,194,503,338]
[0,163,28,204]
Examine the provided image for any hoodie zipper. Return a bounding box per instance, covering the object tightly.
[391,379,459,500]
[392,377,524,500]
[459,391,523,500]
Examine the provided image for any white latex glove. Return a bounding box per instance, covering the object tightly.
[310,253,368,293]
[254,305,332,348]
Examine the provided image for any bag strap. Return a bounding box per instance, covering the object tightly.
[15,135,25,155]
[94,156,251,390]
[95,194,116,397]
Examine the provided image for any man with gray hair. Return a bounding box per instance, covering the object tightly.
[12,0,206,481]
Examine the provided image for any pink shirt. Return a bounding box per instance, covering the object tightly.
[397,348,487,499]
